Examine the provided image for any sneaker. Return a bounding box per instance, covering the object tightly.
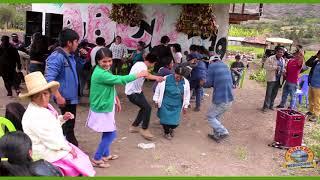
[7,93,12,97]
[269,107,275,111]
[140,129,154,140]
[308,116,318,122]
[208,133,229,143]
[194,107,200,112]
[163,133,172,140]
[306,112,313,116]
[276,105,284,108]
[261,108,268,113]
[129,126,139,133]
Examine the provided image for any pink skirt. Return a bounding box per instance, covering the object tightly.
[51,143,96,177]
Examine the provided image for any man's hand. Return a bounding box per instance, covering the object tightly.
[156,76,165,82]
[56,95,66,107]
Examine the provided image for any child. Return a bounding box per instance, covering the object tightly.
[125,53,164,140]
[87,48,148,168]
[153,66,191,140]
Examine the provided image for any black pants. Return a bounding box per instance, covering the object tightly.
[1,71,19,95]
[263,81,280,109]
[162,124,178,134]
[60,104,78,146]
[111,58,123,75]
[127,93,152,129]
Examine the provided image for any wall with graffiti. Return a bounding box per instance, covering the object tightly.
[32,4,229,58]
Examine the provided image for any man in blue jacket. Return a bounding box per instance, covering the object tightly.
[203,55,234,143]
[187,45,207,112]
[45,28,80,146]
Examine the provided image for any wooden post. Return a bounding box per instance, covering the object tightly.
[241,4,245,14]
[259,3,263,16]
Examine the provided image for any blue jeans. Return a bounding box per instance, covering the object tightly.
[280,82,297,108]
[94,131,117,160]
[207,102,232,136]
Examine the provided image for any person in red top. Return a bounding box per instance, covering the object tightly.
[277,49,304,108]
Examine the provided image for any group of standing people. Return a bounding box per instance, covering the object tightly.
[261,45,320,122]
[0,28,236,176]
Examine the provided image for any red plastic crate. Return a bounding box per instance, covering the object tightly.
[275,109,305,132]
[274,130,303,147]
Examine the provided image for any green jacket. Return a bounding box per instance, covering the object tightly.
[90,66,136,112]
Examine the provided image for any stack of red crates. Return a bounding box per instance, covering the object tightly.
[274,109,305,147]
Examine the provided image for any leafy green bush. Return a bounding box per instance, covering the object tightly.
[249,68,266,83]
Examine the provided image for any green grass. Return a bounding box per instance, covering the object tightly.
[228,25,269,37]
[228,45,265,58]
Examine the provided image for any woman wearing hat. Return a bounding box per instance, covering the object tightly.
[20,71,95,176]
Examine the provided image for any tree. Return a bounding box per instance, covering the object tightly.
[0,7,15,29]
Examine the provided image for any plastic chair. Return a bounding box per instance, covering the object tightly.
[0,117,16,138]
[292,75,309,109]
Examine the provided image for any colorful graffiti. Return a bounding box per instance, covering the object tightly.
[37,4,228,58]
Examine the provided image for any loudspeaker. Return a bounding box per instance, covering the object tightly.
[25,11,43,35]
[45,13,63,39]
[25,11,43,47]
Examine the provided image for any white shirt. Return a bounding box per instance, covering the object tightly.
[90,46,103,66]
[125,62,147,95]
[22,103,71,162]
[110,43,128,59]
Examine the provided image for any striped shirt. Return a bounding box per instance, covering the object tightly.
[205,61,234,104]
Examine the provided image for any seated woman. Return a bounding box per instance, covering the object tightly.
[153,66,191,140]
[20,72,95,177]
[0,131,62,176]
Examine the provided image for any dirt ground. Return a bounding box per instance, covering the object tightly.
[0,71,319,176]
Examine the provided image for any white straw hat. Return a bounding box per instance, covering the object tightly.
[19,71,60,98]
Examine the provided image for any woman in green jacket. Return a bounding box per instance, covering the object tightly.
[87,48,148,168]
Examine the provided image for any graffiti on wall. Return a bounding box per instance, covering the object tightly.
[61,4,227,58]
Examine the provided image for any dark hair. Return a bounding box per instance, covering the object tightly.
[173,43,181,52]
[1,35,10,45]
[235,55,241,60]
[30,35,48,57]
[58,28,80,47]
[96,37,105,46]
[174,65,188,77]
[160,36,170,44]
[95,47,113,66]
[115,36,121,40]
[137,41,146,48]
[189,44,198,52]
[199,46,209,56]
[144,53,159,63]
[0,131,33,176]
[208,46,214,51]
[162,57,173,67]
[275,46,284,52]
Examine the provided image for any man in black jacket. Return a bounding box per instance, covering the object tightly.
[151,36,173,72]
[0,36,21,96]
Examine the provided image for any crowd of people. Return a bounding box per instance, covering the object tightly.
[0,27,319,176]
